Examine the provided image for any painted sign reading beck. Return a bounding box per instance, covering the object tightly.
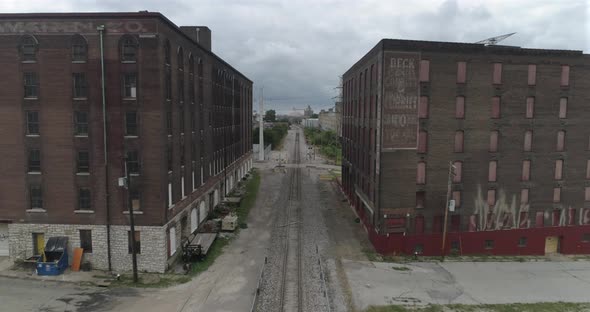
[0,21,155,34]
[382,52,420,149]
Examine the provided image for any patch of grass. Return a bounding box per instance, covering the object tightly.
[392,266,411,271]
[235,169,261,225]
[189,236,230,276]
[366,302,590,312]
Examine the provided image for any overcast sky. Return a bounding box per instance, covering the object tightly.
[1,0,588,114]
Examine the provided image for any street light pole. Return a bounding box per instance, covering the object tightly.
[125,157,139,283]
[441,161,456,261]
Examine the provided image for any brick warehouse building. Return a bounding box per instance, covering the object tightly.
[0,12,253,272]
[341,39,590,257]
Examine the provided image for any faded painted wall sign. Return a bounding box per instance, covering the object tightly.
[382,52,419,149]
[0,20,155,34]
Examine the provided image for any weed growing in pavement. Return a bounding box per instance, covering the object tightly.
[391,266,411,271]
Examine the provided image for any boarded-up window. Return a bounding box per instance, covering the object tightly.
[559,98,568,119]
[417,162,426,184]
[553,187,561,203]
[468,215,478,231]
[452,191,461,207]
[455,96,465,119]
[522,160,531,181]
[526,97,534,118]
[524,130,533,152]
[557,130,565,151]
[451,215,461,232]
[520,188,529,204]
[528,64,536,85]
[554,159,564,180]
[493,63,502,84]
[491,97,501,118]
[586,160,590,179]
[561,65,570,86]
[454,131,464,153]
[457,61,466,83]
[418,131,428,153]
[489,131,499,152]
[416,191,425,208]
[418,96,429,118]
[536,211,544,227]
[415,215,425,233]
[488,161,497,182]
[433,216,443,233]
[552,210,560,226]
[568,207,576,225]
[419,60,430,82]
[452,161,462,183]
[487,189,496,207]
[585,187,590,202]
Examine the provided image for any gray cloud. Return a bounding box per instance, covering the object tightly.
[1,0,588,113]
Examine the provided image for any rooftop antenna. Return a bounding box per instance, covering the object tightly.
[475,32,516,46]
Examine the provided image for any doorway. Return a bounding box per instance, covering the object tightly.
[32,233,44,257]
[545,236,559,254]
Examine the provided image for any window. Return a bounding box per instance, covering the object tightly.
[74,111,89,136]
[167,143,172,172]
[491,97,501,118]
[72,73,87,98]
[452,191,461,207]
[416,162,426,184]
[28,149,41,172]
[553,187,561,203]
[586,160,590,179]
[454,131,464,153]
[79,230,92,253]
[165,71,172,100]
[26,111,39,135]
[20,35,37,61]
[556,130,566,151]
[166,111,172,135]
[554,159,564,180]
[128,231,141,254]
[536,211,544,227]
[164,40,171,65]
[559,98,568,119]
[167,183,173,207]
[489,131,499,152]
[417,131,428,153]
[123,73,137,98]
[78,188,91,210]
[126,151,139,174]
[414,244,423,254]
[178,74,185,102]
[520,189,529,204]
[180,105,185,133]
[488,161,497,182]
[487,189,496,207]
[125,111,138,136]
[522,160,531,181]
[457,61,466,83]
[77,150,89,173]
[524,130,533,152]
[30,185,43,209]
[131,188,141,211]
[71,35,87,62]
[24,72,38,98]
[452,161,462,183]
[518,237,527,247]
[528,64,536,86]
[168,226,177,256]
[561,65,570,87]
[121,36,138,62]
[418,96,428,118]
[455,96,465,119]
[485,239,494,249]
[585,187,590,202]
[177,47,184,69]
[419,60,430,82]
[416,191,425,209]
[492,63,502,84]
[450,241,460,252]
[526,97,535,118]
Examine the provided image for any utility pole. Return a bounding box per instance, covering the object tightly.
[441,161,456,261]
[122,158,139,283]
[258,87,264,161]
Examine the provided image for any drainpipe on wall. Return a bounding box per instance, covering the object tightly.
[97,24,112,272]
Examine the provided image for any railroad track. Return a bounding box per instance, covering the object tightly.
[279,131,303,312]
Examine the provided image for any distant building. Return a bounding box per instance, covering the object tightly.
[0,12,253,272]
[342,38,590,257]
[318,103,342,136]
[302,118,319,128]
[304,105,314,118]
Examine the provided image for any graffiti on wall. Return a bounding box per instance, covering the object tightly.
[381,52,419,149]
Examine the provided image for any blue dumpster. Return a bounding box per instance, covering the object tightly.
[36,236,69,276]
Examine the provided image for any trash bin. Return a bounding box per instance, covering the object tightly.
[36,236,69,276]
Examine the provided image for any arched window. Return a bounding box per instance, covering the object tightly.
[71,35,87,62]
[188,54,195,103]
[19,35,38,62]
[177,47,184,70]
[164,40,171,65]
[120,36,138,62]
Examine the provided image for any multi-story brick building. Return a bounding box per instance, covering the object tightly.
[0,12,253,272]
[342,39,590,256]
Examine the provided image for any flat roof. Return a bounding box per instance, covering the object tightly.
[0,12,252,83]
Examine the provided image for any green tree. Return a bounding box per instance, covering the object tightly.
[264,109,276,122]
